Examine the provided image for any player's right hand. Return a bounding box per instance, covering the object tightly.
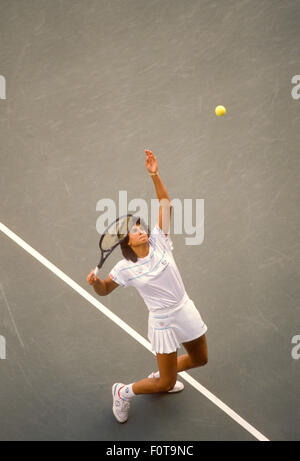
[86,270,100,286]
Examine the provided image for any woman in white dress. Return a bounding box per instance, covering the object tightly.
[86,149,208,423]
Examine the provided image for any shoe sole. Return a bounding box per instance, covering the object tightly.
[112,384,128,424]
[168,382,184,393]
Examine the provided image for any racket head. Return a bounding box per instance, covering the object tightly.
[95,214,150,272]
[99,214,141,252]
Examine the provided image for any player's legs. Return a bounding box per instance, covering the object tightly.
[132,350,178,395]
[177,334,208,372]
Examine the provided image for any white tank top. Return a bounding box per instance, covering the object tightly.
[109,224,186,312]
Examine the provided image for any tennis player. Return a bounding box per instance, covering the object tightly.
[86,149,208,423]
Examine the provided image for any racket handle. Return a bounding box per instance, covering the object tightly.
[94,266,100,277]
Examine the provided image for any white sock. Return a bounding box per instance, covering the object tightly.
[153,371,160,379]
[120,383,135,401]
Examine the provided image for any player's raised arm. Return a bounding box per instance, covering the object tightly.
[145,149,172,236]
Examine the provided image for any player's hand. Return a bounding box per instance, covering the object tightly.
[145,149,158,174]
[86,270,100,286]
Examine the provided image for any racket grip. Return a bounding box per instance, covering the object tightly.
[94,266,100,277]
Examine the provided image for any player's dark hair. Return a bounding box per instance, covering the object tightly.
[120,217,151,263]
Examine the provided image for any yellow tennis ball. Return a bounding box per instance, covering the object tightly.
[215,105,226,116]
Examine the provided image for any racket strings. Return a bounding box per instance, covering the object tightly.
[100,215,136,251]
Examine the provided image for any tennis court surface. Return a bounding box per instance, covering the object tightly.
[0,0,299,441]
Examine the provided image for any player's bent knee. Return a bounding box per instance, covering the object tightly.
[167,380,177,391]
[168,379,177,391]
[158,379,177,392]
[193,355,208,367]
[199,356,208,366]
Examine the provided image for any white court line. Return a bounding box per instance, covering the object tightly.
[0,222,269,441]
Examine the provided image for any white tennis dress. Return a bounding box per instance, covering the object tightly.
[109,224,207,354]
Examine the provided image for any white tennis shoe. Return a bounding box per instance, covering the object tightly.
[148,372,184,393]
[112,383,130,423]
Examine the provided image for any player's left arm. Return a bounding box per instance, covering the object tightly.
[145,149,172,236]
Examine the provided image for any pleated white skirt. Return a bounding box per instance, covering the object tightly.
[148,293,207,354]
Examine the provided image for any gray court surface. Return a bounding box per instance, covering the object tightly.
[0,0,299,441]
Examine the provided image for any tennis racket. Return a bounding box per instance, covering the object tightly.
[93,214,138,277]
